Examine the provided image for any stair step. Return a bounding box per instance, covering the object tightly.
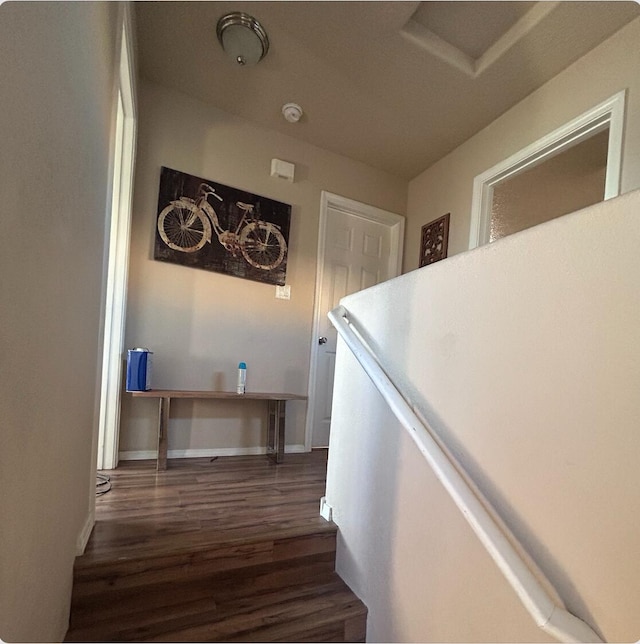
[66,573,366,642]
[144,578,366,643]
[69,551,336,628]
[66,455,366,642]
[72,524,337,597]
[66,568,366,642]
[67,524,366,643]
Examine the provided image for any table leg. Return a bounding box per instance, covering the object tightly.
[267,400,276,460]
[157,396,170,471]
[266,399,286,464]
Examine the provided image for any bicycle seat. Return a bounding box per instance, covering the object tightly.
[236,201,254,211]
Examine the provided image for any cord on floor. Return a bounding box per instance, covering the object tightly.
[96,473,111,496]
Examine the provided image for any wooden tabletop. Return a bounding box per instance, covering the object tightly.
[130,390,307,400]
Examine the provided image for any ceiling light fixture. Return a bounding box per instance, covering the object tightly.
[282,103,303,123]
[216,12,269,66]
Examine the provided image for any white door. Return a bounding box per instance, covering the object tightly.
[308,192,404,448]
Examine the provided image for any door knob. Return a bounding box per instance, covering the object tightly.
[318,337,328,345]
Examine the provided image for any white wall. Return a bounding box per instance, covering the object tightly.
[405,17,640,270]
[326,190,640,642]
[0,2,120,641]
[119,80,407,458]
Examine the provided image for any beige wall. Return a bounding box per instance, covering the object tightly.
[327,189,640,642]
[406,17,640,270]
[119,80,407,457]
[0,2,120,641]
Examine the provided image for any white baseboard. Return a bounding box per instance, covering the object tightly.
[119,444,307,461]
[76,508,95,555]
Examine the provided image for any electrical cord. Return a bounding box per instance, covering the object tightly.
[96,473,111,496]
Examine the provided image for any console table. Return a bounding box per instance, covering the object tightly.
[130,390,308,471]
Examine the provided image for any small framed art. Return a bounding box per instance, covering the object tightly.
[419,213,450,267]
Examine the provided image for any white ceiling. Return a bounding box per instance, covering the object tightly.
[135,1,639,179]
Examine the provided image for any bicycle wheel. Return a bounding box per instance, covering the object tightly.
[157,201,211,253]
[240,222,287,270]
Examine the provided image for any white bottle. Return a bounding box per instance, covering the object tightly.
[237,362,247,394]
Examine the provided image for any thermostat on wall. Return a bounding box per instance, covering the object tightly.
[271,158,295,182]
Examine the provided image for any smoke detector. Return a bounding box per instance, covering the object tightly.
[282,103,303,123]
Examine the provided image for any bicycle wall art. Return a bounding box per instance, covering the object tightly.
[154,167,291,286]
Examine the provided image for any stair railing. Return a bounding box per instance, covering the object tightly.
[328,304,602,644]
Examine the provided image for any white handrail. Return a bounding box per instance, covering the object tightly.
[328,304,603,644]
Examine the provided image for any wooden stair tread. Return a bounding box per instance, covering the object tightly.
[66,454,366,642]
[78,516,336,568]
[146,586,366,643]
[67,573,365,642]
[66,571,365,643]
[72,530,338,598]
[69,553,337,622]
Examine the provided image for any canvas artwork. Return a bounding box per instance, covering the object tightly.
[419,213,450,267]
[154,167,291,286]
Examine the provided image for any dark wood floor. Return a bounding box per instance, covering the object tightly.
[84,450,334,564]
[66,451,367,642]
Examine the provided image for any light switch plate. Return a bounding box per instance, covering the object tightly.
[275,285,291,300]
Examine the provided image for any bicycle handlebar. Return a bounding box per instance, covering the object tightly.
[198,183,223,201]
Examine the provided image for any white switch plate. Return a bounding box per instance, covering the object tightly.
[275,285,291,300]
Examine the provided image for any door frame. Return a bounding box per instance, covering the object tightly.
[305,191,405,451]
[96,5,137,471]
[468,90,626,249]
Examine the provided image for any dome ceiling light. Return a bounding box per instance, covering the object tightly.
[216,12,269,66]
